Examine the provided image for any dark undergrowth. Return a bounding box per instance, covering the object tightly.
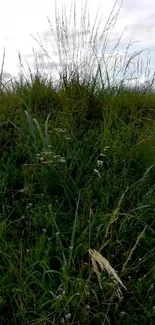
[1,73,155,325]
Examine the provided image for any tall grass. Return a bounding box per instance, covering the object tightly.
[27,0,154,91]
[0,1,155,324]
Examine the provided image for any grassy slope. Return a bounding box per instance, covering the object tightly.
[0,75,155,324]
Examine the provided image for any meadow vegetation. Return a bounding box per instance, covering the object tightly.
[0,1,155,324]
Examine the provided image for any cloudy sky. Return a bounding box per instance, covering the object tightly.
[1,0,155,85]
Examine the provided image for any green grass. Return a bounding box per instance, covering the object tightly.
[1,1,155,324]
[1,74,155,325]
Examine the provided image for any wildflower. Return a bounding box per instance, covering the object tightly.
[69,246,73,250]
[53,155,60,159]
[26,203,32,208]
[65,313,71,319]
[39,157,44,161]
[120,311,126,317]
[42,229,47,232]
[56,294,62,300]
[97,160,103,166]
[57,157,66,163]
[60,318,65,324]
[58,286,63,291]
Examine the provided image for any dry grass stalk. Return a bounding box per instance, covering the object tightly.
[88,249,127,291]
[105,187,129,240]
[122,225,147,274]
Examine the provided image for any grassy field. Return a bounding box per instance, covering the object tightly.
[1,2,155,324]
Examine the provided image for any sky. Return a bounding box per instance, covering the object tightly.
[1,0,155,86]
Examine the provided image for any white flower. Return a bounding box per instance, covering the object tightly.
[56,294,62,300]
[65,313,71,319]
[26,203,32,208]
[97,160,103,166]
[120,311,126,317]
[60,317,65,324]
[53,155,61,159]
[57,157,66,163]
[42,229,47,232]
